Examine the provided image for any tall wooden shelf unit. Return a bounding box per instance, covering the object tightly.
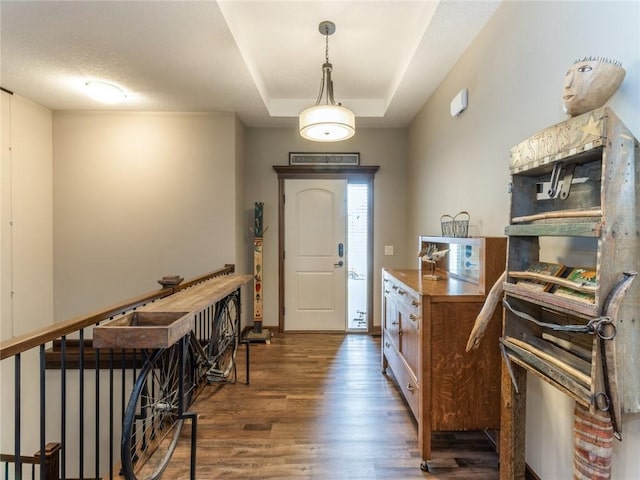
[500,107,640,478]
[382,236,506,471]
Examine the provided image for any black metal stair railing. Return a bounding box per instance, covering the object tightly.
[0,265,235,480]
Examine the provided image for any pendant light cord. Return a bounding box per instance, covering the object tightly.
[325,27,330,64]
[316,24,338,106]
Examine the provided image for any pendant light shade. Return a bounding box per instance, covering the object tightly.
[299,21,355,142]
[299,104,355,142]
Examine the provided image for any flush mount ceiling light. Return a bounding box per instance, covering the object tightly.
[299,21,355,142]
[85,80,127,104]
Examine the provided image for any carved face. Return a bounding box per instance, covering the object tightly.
[562,60,625,116]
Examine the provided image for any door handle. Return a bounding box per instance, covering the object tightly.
[334,261,344,268]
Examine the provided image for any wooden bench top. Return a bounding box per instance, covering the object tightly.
[142,274,253,313]
[93,274,253,349]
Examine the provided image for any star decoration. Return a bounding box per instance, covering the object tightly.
[578,114,602,143]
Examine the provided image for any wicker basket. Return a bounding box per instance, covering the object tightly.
[440,211,470,237]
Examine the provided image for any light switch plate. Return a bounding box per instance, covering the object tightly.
[384,245,394,256]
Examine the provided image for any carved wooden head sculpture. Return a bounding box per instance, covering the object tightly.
[562,57,625,116]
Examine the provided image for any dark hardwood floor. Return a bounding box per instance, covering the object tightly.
[165,333,499,479]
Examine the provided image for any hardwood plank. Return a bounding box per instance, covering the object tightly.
[157,333,499,479]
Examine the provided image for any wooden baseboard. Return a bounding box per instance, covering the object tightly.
[525,464,541,480]
[481,429,539,480]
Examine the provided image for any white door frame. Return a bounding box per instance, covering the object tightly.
[273,165,379,333]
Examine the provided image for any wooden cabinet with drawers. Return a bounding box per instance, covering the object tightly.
[382,236,506,471]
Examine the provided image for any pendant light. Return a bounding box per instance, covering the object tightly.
[299,21,355,142]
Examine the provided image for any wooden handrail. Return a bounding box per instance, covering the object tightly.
[0,265,235,360]
[176,264,237,291]
[1,442,61,480]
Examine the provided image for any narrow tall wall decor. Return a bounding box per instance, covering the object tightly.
[247,202,270,343]
[253,202,264,333]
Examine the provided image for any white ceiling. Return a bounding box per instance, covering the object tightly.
[0,0,501,129]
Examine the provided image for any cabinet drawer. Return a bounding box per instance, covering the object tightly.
[383,338,419,420]
[384,277,401,303]
[385,276,421,314]
[401,295,421,327]
[405,295,421,320]
[384,274,410,302]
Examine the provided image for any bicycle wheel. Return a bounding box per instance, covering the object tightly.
[121,345,184,480]
[207,292,239,382]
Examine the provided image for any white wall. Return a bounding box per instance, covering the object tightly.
[52,111,243,321]
[1,92,10,340]
[244,127,408,329]
[0,92,54,468]
[1,93,54,339]
[407,1,640,478]
[233,115,251,329]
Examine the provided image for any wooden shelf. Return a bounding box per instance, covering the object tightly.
[505,221,601,237]
[502,338,592,408]
[503,282,598,318]
[501,106,640,479]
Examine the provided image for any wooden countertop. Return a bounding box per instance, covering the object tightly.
[143,274,253,313]
[383,269,485,302]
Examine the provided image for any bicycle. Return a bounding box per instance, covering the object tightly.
[120,290,241,480]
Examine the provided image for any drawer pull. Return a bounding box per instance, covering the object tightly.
[398,289,407,295]
[385,342,390,348]
[409,314,419,322]
[392,285,399,290]
[406,384,415,393]
[384,289,390,294]
[391,320,398,325]
[411,300,420,307]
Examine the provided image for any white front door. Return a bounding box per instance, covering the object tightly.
[284,179,347,331]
